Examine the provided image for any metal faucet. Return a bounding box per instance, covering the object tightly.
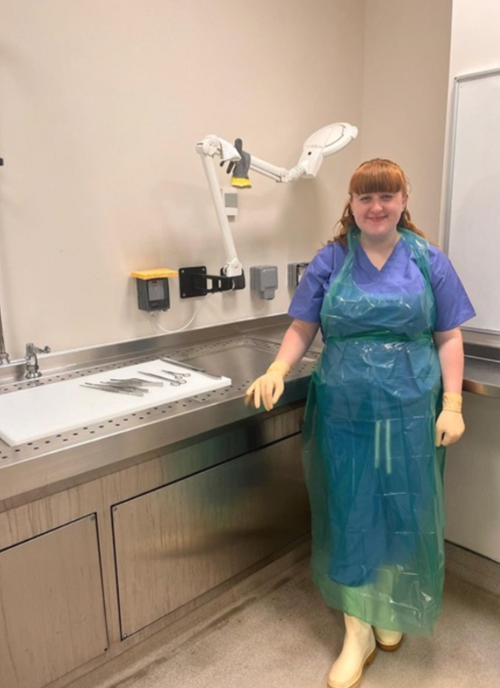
[25,343,51,379]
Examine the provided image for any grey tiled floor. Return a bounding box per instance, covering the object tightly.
[68,543,500,688]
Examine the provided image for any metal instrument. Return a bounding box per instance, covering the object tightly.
[138,370,184,386]
[161,369,190,383]
[109,377,164,388]
[159,357,223,380]
[81,382,146,397]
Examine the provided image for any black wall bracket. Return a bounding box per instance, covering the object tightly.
[179,266,245,299]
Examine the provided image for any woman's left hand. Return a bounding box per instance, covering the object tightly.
[435,392,465,446]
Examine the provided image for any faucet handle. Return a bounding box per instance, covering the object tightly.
[26,342,51,355]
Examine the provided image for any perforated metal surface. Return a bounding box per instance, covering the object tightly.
[0,334,318,477]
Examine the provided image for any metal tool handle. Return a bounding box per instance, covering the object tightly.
[109,377,163,387]
[138,370,182,386]
[81,383,145,397]
[159,357,222,380]
[161,370,187,383]
[161,369,191,378]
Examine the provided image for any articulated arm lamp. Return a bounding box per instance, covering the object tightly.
[195,122,358,279]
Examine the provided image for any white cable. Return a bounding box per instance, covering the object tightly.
[147,293,215,334]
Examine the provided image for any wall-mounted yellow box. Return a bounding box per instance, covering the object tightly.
[131,269,178,312]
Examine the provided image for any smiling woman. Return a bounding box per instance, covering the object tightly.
[245,158,476,688]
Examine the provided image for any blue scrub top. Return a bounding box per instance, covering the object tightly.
[288,238,476,333]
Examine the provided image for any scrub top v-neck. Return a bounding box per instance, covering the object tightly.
[356,237,402,280]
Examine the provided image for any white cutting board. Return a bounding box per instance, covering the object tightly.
[0,359,231,446]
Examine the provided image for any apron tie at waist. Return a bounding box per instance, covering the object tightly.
[374,419,392,474]
[326,332,433,343]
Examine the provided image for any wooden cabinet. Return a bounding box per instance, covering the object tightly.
[0,515,108,688]
[112,435,309,638]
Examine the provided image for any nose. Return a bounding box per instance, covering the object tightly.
[371,198,383,212]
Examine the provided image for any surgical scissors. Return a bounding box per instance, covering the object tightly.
[161,369,190,383]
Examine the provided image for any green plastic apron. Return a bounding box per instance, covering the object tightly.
[302,227,446,635]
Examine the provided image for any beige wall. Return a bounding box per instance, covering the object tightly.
[362,0,453,242]
[0,1,456,359]
[0,0,364,357]
[449,0,500,74]
[441,0,500,563]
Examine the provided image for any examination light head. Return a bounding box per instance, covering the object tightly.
[299,122,358,177]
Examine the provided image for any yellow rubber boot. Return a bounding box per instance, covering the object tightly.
[327,614,376,688]
[373,628,403,652]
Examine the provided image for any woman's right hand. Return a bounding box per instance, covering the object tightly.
[245,360,290,411]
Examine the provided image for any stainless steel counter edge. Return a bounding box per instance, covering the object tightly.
[0,315,498,508]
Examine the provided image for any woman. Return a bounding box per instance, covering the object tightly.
[246,159,475,688]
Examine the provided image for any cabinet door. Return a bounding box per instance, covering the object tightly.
[0,515,108,688]
[113,435,309,637]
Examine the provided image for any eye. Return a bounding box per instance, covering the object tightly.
[359,195,371,202]
[381,194,394,200]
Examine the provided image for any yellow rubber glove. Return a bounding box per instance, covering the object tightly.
[435,392,465,447]
[245,360,290,411]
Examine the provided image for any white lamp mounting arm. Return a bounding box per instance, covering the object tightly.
[196,122,358,277]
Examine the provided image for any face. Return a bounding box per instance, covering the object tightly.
[350,191,407,241]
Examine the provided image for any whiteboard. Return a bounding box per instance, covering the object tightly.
[445,68,500,334]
